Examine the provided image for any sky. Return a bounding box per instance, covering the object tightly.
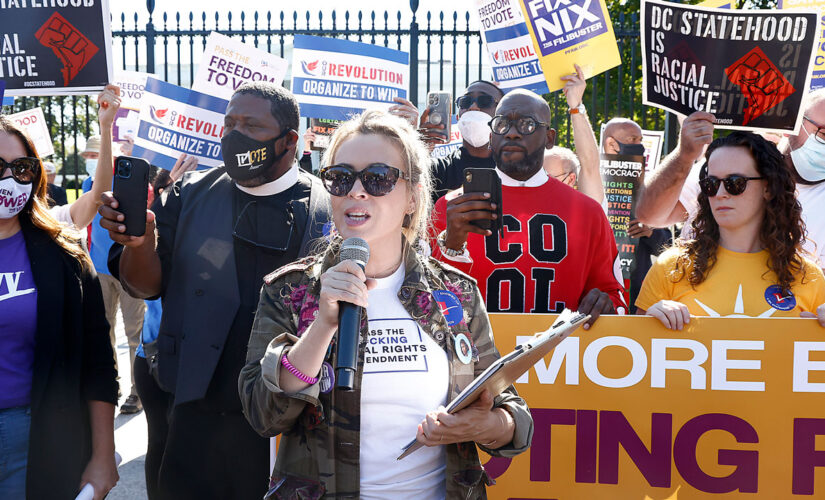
[111,0,482,28]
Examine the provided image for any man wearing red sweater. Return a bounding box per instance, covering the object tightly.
[432,89,626,327]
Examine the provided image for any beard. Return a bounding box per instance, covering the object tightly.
[494,145,546,180]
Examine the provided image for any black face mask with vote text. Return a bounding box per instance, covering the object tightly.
[221,128,292,182]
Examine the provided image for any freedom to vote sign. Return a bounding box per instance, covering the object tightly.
[291,34,409,121]
[474,0,549,94]
[192,32,288,101]
[132,78,227,171]
[1,0,113,95]
[642,0,820,133]
[483,315,825,499]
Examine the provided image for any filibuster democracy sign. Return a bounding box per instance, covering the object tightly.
[483,315,825,499]
[517,0,621,92]
[475,0,549,94]
[600,153,644,280]
[642,0,820,133]
[132,78,227,171]
[779,0,825,91]
[291,34,409,121]
[1,0,113,95]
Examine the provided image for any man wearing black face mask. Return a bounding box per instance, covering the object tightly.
[602,117,673,312]
[98,82,331,499]
[431,89,626,329]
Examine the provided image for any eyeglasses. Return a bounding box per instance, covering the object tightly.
[489,115,550,136]
[455,94,497,110]
[803,116,825,144]
[232,200,294,252]
[0,157,39,184]
[319,163,409,197]
[699,174,764,197]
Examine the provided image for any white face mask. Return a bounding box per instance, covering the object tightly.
[791,125,825,182]
[85,158,98,178]
[457,110,492,148]
[0,177,32,219]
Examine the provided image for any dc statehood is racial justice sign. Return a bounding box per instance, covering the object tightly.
[642,0,819,133]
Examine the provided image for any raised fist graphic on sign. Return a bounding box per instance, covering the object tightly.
[35,12,99,86]
[725,47,794,126]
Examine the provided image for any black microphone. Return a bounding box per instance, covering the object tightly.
[335,237,370,390]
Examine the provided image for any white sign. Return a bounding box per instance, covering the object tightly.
[112,70,154,143]
[9,107,54,158]
[192,32,288,101]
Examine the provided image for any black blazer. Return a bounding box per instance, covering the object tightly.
[20,220,118,499]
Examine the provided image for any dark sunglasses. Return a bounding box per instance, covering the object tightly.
[455,94,497,110]
[319,163,409,197]
[489,115,550,136]
[0,157,39,184]
[699,174,764,197]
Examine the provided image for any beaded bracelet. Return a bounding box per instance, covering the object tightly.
[281,354,319,385]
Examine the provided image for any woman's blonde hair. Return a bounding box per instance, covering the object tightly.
[0,115,89,266]
[322,109,434,244]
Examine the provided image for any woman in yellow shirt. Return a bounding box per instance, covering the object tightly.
[636,131,825,329]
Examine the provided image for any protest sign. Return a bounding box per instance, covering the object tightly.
[516,0,621,92]
[308,117,341,150]
[192,32,288,101]
[9,107,54,158]
[291,34,409,121]
[1,96,14,106]
[699,0,735,7]
[779,0,825,91]
[132,77,227,171]
[0,79,4,105]
[483,314,825,499]
[600,153,644,279]
[474,0,549,94]
[641,129,664,171]
[430,116,464,158]
[642,0,820,133]
[1,0,113,96]
[112,70,153,144]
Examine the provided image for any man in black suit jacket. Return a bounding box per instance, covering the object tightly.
[100,82,331,499]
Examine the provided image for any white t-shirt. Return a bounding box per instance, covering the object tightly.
[360,262,449,500]
[678,162,825,268]
[49,203,74,227]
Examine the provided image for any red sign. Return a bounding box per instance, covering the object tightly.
[35,12,99,86]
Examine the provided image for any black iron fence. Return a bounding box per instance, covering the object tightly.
[1,0,666,194]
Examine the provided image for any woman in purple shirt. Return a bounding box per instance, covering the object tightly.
[0,112,118,499]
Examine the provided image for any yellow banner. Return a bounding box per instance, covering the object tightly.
[484,315,825,499]
[517,0,621,92]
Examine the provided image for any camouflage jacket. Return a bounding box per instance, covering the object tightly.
[239,243,534,499]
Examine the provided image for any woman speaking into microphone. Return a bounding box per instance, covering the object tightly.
[240,110,533,499]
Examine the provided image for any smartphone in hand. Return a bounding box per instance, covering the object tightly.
[462,167,503,236]
[424,91,452,142]
[112,156,150,237]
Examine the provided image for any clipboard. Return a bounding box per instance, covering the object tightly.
[397,309,590,460]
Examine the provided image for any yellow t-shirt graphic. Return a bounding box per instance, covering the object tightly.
[636,247,825,317]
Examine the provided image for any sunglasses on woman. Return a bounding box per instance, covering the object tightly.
[699,174,764,197]
[319,163,409,197]
[455,94,497,110]
[0,157,39,184]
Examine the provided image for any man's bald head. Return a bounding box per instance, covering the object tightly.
[497,89,552,123]
[602,117,642,154]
